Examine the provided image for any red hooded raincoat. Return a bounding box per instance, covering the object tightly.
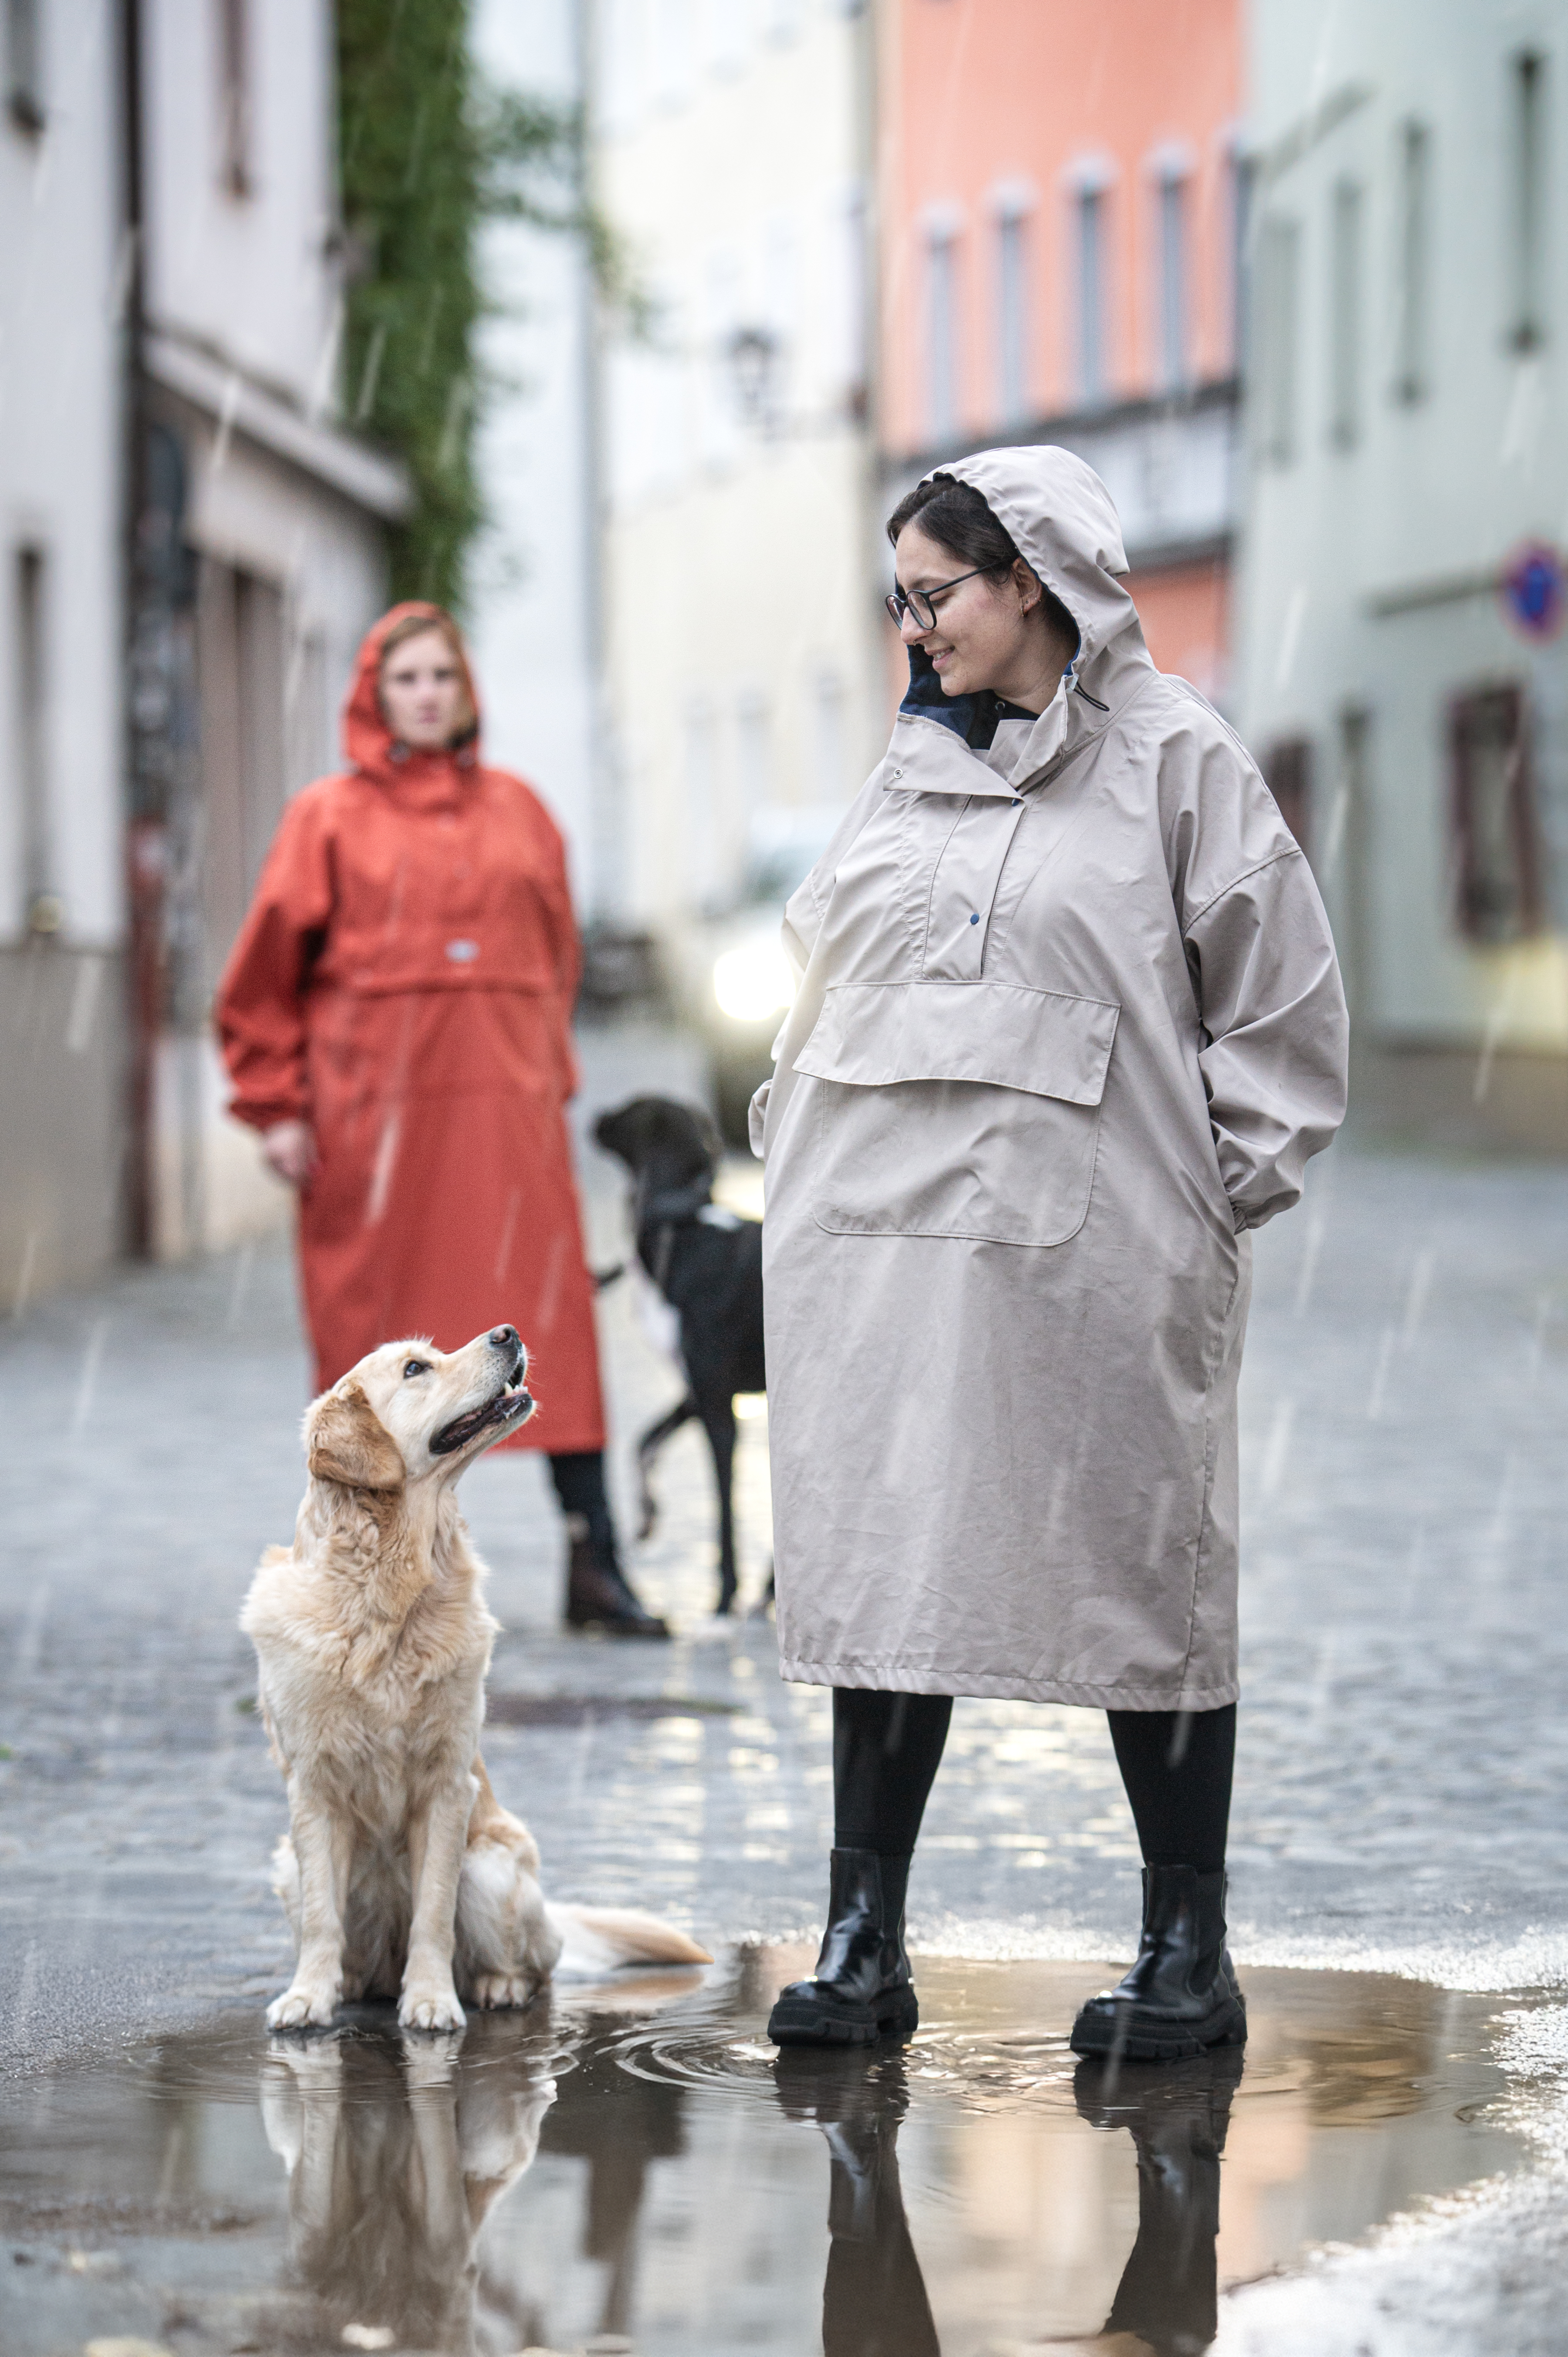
[216,603,604,1451]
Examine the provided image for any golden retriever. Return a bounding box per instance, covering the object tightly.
[242,1323,709,2032]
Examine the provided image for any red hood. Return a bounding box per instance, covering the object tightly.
[342,602,483,790]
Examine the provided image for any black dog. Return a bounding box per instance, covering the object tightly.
[593,1096,765,1616]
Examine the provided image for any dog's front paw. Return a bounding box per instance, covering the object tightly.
[398,1982,466,2033]
[266,1980,340,2031]
[470,1970,541,2010]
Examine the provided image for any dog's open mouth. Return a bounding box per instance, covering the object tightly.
[430,1384,534,1457]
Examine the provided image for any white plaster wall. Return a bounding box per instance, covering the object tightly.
[140,0,341,412]
[0,0,126,950]
[468,0,599,910]
[593,0,878,933]
[1236,0,1568,1053]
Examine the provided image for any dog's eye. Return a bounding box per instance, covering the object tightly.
[403,1359,431,1379]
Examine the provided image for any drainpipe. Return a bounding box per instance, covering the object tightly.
[120,0,160,1260]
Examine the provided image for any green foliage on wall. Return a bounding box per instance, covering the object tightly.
[336,0,609,614]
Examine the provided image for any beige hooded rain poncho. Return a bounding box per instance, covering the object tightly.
[751,446,1348,1711]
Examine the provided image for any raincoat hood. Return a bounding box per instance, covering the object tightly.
[343,602,483,793]
[890,444,1149,796]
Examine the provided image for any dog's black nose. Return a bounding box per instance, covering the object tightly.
[489,1324,520,1354]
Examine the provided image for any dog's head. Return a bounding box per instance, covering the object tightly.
[304,1326,534,1493]
[594,1096,721,1191]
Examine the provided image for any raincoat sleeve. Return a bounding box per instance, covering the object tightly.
[215,791,336,1133]
[1183,845,1348,1231]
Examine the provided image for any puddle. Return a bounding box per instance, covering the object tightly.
[0,1954,1533,2356]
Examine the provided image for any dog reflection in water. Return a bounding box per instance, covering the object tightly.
[774,2044,1243,2357]
[259,1981,696,2356]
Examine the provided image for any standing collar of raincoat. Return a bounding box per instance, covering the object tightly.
[343,601,484,806]
[888,445,1155,799]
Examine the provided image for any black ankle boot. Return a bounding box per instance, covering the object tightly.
[563,1516,669,1638]
[767,1850,919,2047]
[1070,1865,1246,2062]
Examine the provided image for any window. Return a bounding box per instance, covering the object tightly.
[13,546,52,932]
[1394,121,1431,402]
[995,210,1029,422]
[1450,685,1541,943]
[1257,216,1300,463]
[684,698,718,903]
[1157,173,1188,391]
[1076,189,1107,404]
[1263,737,1312,858]
[216,0,251,197]
[1229,150,1255,377]
[926,229,958,440]
[1510,53,1548,350]
[1329,178,1364,447]
[6,0,42,130]
[814,671,846,801]
[736,690,771,817]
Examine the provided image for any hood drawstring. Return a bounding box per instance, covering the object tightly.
[1072,679,1110,713]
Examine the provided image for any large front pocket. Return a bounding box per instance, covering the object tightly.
[794,981,1119,1247]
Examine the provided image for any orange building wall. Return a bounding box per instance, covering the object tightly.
[880,0,1242,455]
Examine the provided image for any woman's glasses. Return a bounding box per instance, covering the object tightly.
[884,564,998,633]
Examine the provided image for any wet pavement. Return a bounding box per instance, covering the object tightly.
[3,1021,1568,2348]
[0,1954,1548,2357]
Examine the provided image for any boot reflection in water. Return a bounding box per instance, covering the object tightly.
[774,2046,940,2357]
[1072,2047,1244,2357]
[259,2021,558,2351]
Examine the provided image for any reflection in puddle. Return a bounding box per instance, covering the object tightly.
[0,1957,1531,2356]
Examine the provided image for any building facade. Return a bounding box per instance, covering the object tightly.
[1236,0,1568,1149]
[2,0,409,1308]
[468,0,602,914]
[591,0,880,938]
[0,0,129,1312]
[130,0,407,1261]
[877,0,1243,701]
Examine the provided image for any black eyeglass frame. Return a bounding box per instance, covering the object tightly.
[884,563,1005,633]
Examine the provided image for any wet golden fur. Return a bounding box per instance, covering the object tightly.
[242,1329,707,2032]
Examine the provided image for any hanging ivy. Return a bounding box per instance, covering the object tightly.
[336,0,628,613]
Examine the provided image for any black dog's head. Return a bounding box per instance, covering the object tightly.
[594,1097,723,1198]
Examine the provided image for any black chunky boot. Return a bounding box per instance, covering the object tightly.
[767,1850,919,2047]
[1069,1865,1246,2061]
[562,1516,669,1638]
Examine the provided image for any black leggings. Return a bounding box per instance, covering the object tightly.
[833,1689,1235,1874]
[548,1450,619,1565]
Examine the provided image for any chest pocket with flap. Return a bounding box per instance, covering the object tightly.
[794,980,1119,1248]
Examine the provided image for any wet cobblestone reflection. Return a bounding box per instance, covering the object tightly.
[0,1956,1531,2356]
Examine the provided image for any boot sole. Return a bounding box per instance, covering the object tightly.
[1068,1995,1248,2063]
[767,1988,920,2048]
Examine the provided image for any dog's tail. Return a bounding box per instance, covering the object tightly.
[546,1902,711,1977]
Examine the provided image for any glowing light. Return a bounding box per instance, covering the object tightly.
[713,941,795,1024]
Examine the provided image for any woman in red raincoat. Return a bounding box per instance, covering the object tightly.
[216,602,666,1636]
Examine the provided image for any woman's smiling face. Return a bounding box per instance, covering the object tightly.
[891,519,1073,714]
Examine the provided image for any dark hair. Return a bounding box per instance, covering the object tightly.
[886,473,1078,647]
[887,474,1017,569]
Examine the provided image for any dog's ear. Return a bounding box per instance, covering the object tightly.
[306,1382,405,1491]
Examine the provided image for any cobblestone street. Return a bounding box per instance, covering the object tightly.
[2,1026,1567,2350]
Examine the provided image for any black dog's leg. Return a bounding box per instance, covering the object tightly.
[699,1400,740,1616]
[636,1394,698,1540]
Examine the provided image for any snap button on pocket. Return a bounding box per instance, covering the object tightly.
[969,913,980,925]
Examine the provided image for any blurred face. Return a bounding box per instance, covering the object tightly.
[379,627,470,751]
[891,521,1072,714]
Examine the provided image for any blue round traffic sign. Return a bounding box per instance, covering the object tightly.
[1500,541,1566,639]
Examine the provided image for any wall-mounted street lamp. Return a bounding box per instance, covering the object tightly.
[727,326,782,431]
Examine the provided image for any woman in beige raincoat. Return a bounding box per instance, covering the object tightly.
[757,449,1347,2059]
